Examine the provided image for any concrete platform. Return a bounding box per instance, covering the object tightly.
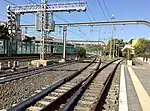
[31,60,53,67]
[119,59,150,111]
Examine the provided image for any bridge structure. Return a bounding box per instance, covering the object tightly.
[67,40,105,45]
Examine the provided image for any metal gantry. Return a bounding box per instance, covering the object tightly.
[20,20,150,28]
[7,0,87,60]
[9,1,86,13]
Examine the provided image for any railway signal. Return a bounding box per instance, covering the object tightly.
[7,5,17,40]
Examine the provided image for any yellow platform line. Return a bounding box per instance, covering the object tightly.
[127,66,150,111]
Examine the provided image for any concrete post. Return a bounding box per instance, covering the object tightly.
[16,61,19,67]
[8,61,11,68]
[63,26,67,61]
[113,39,115,59]
[147,58,150,63]
[13,61,16,67]
[109,37,112,59]
[0,62,2,70]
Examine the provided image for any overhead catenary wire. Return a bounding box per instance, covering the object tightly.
[4,0,16,5]
[96,0,108,21]
[28,0,37,4]
[28,0,90,41]
[102,0,111,19]
[85,12,92,22]
[101,0,119,39]
[86,3,96,21]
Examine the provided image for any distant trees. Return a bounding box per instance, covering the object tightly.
[133,38,148,55]
[123,48,133,60]
[86,44,102,51]
[76,47,86,58]
[105,38,125,56]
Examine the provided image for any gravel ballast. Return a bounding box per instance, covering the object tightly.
[0,62,88,110]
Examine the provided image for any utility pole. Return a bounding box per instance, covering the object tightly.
[115,44,118,57]
[40,0,47,60]
[63,26,67,62]
[109,14,115,59]
[118,44,120,58]
[109,36,112,59]
[113,39,115,59]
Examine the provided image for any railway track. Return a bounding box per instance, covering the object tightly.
[8,57,122,111]
[8,56,99,111]
[72,60,121,111]
[56,59,122,111]
[0,61,79,84]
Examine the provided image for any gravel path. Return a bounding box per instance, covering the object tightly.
[0,62,88,110]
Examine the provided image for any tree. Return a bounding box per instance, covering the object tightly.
[134,38,148,55]
[123,48,133,60]
[76,47,86,58]
[105,38,125,56]
[86,44,103,52]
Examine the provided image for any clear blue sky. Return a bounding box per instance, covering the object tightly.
[0,0,150,42]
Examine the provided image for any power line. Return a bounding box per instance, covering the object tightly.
[4,0,16,5]
[69,29,88,41]
[52,0,91,40]
[85,12,92,22]
[102,0,111,20]
[96,0,108,21]
[86,3,96,21]
[28,0,37,4]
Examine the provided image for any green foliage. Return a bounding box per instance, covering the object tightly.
[86,44,102,51]
[134,38,148,54]
[123,48,133,60]
[76,47,86,58]
[105,38,125,56]
[0,25,10,40]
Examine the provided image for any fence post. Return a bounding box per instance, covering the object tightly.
[8,61,11,68]
[0,62,2,70]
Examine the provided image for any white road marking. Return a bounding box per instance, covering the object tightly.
[127,66,150,111]
[119,65,128,111]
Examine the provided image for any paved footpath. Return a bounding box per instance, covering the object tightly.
[119,58,150,111]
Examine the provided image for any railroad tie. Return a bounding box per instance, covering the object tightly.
[27,106,42,111]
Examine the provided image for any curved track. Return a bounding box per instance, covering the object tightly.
[8,57,123,111]
[8,57,99,111]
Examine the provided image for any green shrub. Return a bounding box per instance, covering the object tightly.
[76,47,86,58]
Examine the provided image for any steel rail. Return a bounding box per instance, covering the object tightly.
[0,61,75,78]
[92,59,123,111]
[8,57,96,111]
[62,59,121,111]
[40,58,101,111]
[0,60,80,84]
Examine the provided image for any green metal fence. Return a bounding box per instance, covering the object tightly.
[0,39,76,55]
